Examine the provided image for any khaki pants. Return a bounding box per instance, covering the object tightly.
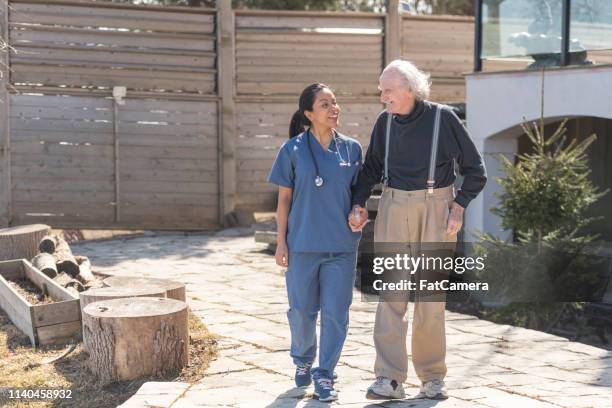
[373,185,456,383]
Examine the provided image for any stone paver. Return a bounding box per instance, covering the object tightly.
[75,229,612,408]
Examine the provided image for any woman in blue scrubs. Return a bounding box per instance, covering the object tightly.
[268,83,362,402]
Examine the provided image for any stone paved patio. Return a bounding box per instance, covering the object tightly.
[73,229,612,408]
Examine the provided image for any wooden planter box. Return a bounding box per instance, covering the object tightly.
[0,259,81,346]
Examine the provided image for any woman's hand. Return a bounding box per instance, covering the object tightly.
[275,241,289,267]
[348,205,369,232]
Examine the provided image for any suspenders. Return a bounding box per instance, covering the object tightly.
[383,104,442,194]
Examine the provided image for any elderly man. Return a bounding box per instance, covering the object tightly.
[349,60,487,400]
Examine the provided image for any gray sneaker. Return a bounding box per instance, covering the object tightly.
[365,376,406,400]
[416,379,448,400]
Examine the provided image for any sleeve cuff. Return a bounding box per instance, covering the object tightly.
[454,194,470,208]
[351,198,367,208]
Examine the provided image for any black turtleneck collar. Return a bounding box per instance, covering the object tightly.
[394,99,425,125]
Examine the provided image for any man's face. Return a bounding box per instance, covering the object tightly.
[378,72,416,115]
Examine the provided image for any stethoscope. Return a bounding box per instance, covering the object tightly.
[306,129,351,188]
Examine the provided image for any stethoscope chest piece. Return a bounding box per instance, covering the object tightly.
[314,175,324,187]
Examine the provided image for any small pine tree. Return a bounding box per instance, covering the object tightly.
[492,117,606,250]
[474,116,608,330]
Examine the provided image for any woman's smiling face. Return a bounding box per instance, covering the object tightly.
[304,88,340,129]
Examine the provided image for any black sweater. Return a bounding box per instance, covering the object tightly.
[351,100,487,208]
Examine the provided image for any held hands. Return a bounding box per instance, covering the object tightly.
[446,201,464,235]
[348,205,369,232]
[275,241,289,267]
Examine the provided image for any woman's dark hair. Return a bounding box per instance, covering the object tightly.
[288,83,332,138]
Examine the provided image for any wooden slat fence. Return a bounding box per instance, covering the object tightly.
[0,0,511,229]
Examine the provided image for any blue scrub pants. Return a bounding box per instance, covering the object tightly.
[285,251,357,380]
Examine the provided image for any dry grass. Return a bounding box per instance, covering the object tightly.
[0,308,218,407]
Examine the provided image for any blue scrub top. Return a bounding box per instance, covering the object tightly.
[268,131,363,253]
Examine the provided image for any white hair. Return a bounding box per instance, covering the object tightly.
[380,60,431,101]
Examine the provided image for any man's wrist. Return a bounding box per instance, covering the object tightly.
[452,201,465,212]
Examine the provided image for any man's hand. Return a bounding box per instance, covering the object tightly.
[275,241,289,267]
[348,205,369,232]
[446,202,464,235]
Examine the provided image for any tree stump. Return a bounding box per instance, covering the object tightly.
[103,276,186,302]
[79,286,167,314]
[82,297,188,384]
[0,224,51,261]
[31,253,58,278]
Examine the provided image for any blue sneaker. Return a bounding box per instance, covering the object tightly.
[295,363,312,387]
[314,377,338,402]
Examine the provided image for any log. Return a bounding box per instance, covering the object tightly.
[0,224,51,261]
[39,235,57,254]
[103,276,186,302]
[82,297,188,384]
[74,255,95,285]
[79,285,167,314]
[53,237,79,278]
[54,272,85,296]
[31,253,58,278]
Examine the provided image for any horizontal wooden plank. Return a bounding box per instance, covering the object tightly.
[118,145,217,160]
[10,25,215,52]
[11,46,215,71]
[236,102,382,113]
[120,180,218,195]
[237,73,380,83]
[11,117,114,132]
[116,108,217,123]
[119,204,218,219]
[12,189,114,203]
[236,32,382,44]
[114,157,218,172]
[236,64,381,75]
[236,15,383,30]
[32,299,80,328]
[237,56,381,67]
[237,181,277,194]
[12,202,116,219]
[236,149,281,160]
[12,85,220,102]
[36,320,81,345]
[11,141,114,157]
[11,153,115,169]
[12,64,216,94]
[11,3,215,34]
[121,169,217,183]
[10,93,112,108]
[118,137,217,149]
[115,99,217,113]
[12,179,115,192]
[11,104,113,121]
[121,192,218,206]
[9,215,219,231]
[11,0,216,14]
[117,122,217,137]
[236,43,382,55]
[236,45,383,59]
[237,82,379,96]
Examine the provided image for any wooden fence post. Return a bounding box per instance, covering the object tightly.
[385,0,401,65]
[0,0,10,228]
[217,0,236,227]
